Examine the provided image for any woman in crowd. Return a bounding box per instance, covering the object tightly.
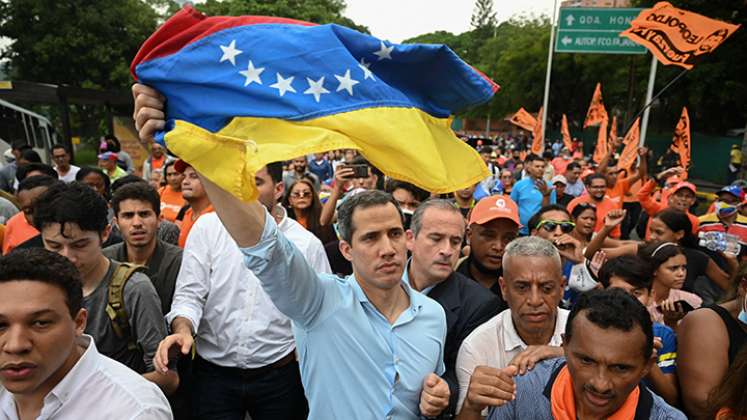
[570,202,597,249]
[679,263,747,418]
[283,177,336,245]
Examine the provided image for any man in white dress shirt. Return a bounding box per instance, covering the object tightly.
[155,162,330,419]
[455,236,569,419]
[0,248,171,420]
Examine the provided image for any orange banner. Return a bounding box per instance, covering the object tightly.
[561,114,573,152]
[618,118,640,171]
[584,83,607,128]
[531,107,544,155]
[592,116,609,164]
[670,107,691,169]
[509,107,538,131]
[620,2,741,70]
[608,115,618,149]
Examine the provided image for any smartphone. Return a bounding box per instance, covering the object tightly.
[343,164,369,179]
[657,300,695,313]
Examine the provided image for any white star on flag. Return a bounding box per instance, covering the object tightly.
[270,73,296,96]
[358,58,375,81]
[239,60,264,86]
[373,41,394,61]
[334,70,359,96]
[304,77,330,103]
[219,40,242,66]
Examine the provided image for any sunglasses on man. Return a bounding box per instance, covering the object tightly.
[536,220,575,234]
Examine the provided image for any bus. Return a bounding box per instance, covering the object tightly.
[0,98,56,165]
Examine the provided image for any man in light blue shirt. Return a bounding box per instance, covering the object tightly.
[200,180,451,420]
[510,153,556,235]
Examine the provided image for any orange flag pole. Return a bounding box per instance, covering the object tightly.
[561,114,573,151]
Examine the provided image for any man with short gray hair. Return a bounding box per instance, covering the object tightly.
[405,199,504,415]
[456,236,569,419]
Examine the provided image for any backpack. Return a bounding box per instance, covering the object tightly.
[104,262,146,352]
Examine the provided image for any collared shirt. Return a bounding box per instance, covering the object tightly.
[565,179,585,197]
[511,177,557,235]
[456,308,569,412]
[0,335,172,420]
[486,358,686,420]
[402,259,436,296]
[167,210,330,369]
[240,211,447,420]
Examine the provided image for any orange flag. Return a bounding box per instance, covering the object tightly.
[561,114,573,151]
[670,107,691,169]
[519,150,527,162]
[509,107,538,131]
[592,116,609,164]
[620,2,741,70]
[584,83,607,128]
[531,107,544,155]
[608,115,618,147]
[618,118,641,171]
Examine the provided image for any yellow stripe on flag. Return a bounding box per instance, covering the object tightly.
[165,106,489,201]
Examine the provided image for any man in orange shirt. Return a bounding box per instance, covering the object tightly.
[2,175,59,254]
[158,160,186,224]
[567,174,622,238]
[637,175,699,239]
[175,160,213,248]
[597,146,648,205]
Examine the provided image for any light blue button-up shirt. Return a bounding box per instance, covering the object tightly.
[241,213,447,420]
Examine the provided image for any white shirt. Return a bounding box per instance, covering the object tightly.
[456,308,569,413]
[166,208,331,368]
[55,165,80,183]
[0,335,171,420]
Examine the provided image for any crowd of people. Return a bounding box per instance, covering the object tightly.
[0,84,745,420]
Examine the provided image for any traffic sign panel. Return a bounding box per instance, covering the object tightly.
[556,7,646,54]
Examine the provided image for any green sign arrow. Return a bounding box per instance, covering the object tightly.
[556,7,646,54]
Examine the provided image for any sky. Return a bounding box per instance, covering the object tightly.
[343,0,556,43]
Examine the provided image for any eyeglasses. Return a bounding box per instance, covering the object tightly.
[291,191,312,198]
[536,220,575,234]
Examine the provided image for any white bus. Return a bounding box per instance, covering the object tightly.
[0,98,56,165]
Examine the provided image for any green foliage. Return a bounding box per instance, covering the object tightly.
[470,0,497,31]
[193,0,368,33]
[0,0,161,89]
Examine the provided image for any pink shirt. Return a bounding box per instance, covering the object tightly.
[647,288,702,324]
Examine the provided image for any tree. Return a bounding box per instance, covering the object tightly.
[0,0,162,90]
[193,0,368,33]
[470,0,497,32]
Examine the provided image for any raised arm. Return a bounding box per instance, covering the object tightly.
[320,165,353,227]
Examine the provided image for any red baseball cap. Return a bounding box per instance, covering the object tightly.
[173,159,191,174]
[469,195,520,226]
[673,181,696,194]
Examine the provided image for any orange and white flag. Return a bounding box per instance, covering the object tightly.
[592,116,609,164]
[531,107,544,155]
[670,107,691,169]
[618,118,641,171]
[584,83,607,128]
[509,107,538,132]
[561,114,573,151]
[620,2,741,70]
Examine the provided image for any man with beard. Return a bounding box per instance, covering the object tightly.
[511,154,555,235]
[456,196,520,306]
[176,160,213,248]
[283,156,320,192]
[567,174,622,238]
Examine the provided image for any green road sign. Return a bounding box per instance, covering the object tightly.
[556,7,647,54]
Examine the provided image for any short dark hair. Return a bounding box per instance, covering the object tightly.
[337,190,403,243]
[33,182,109,235]
[411,199,463,237]
[385,179,429,202]
[111,174,146,194]
[571,202,596,219]
[163,159,177,175]
[266,161,283,184]
[566,162,581,172]
[51,144,70,154]
[527,204,571,233]
[0,248,83,317]
[75,167,111,200]
[584,173,607,187]
[112,182,161,217]
[524,153,544,164]
[598,255,653,290]
[566,288,653,360]
[20,149,42,163]
[16,163,58,182]
[17,175,60,193]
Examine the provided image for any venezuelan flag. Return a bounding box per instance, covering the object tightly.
[132,6,498,201]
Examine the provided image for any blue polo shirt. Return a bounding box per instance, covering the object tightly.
[241,213,447,420]
[511,177,556,235]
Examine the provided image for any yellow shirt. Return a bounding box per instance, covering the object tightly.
[730,148,742,165]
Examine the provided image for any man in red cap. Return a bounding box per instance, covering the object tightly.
[174,159,213,248]
[455,195,520,300]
